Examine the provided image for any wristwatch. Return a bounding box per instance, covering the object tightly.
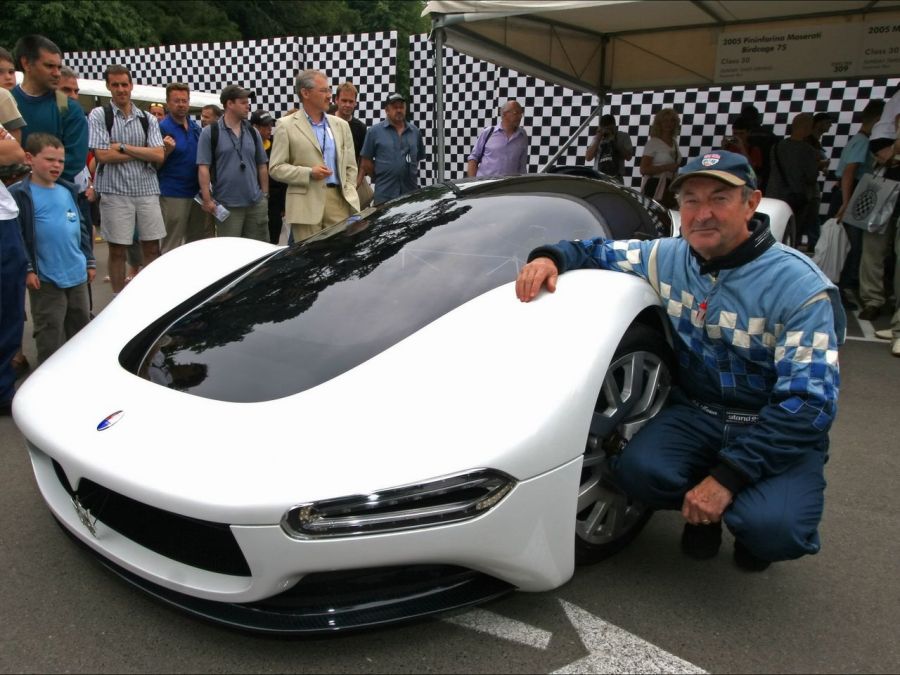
[118,143,126,154]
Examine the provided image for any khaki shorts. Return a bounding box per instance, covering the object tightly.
[99,193,167,245]
[160,196,208,253]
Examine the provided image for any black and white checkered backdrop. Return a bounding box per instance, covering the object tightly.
[66,32,397,128]
[409,34,900,203]
[65,31,898,205]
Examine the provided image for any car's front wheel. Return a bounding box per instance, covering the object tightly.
[575,325,674,564]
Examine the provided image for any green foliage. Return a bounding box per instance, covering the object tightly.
[348,1,430,99]
[0,0,156,52]
[0,0,430,96]
[126,1,242,45]
[0,0,429,52]
[349,0,430,35]
[216,0,360,39]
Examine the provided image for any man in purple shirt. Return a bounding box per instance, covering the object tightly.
[466,100,529,177]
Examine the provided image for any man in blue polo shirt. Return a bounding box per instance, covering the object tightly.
[158,82,206,253]
[197,85,269,241]
[359,92,425,205]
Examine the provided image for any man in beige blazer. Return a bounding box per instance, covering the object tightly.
[269,69,360,242]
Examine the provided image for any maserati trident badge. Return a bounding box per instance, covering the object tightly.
[97,410,124,431]
[72,497,98,537]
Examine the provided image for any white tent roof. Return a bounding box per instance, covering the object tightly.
[425,0,900,93]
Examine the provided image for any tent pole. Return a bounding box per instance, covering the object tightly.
[539,34,608,174]
[539,103,601,173]
[434,26,446,182]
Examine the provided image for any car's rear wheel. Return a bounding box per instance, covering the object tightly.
[575,325,674,564]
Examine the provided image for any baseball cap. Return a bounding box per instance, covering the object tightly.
[669,150,758,192]
[813,111,836,123]
[384,92,406,107]
[220,84,254,105]
[250,110,274,126]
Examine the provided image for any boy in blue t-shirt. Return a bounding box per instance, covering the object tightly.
[9,133,95,364]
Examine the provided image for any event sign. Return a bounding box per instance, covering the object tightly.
[716,19,900,83]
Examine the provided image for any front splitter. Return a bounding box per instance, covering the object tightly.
[58,519,514,635]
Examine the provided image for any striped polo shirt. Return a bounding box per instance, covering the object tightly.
[88,101,164,197]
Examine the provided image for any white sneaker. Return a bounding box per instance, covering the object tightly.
[893,338,900,358]
[875,329,893,340]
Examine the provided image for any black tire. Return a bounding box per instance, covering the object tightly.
[575,324,674,565]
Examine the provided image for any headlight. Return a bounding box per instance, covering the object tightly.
[281,469,515,539]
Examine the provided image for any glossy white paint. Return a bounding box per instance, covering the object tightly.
[15,238,665,602]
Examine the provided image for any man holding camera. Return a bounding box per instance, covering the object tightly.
[586,114,634,182]
[196,84,269,241]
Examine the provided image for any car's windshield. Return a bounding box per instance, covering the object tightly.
[136,187,609,402]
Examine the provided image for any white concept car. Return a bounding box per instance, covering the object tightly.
[13,174,792,634]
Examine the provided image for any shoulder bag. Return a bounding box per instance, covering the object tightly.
[841,167,900,234]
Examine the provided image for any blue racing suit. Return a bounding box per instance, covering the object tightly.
[531,221,845,561]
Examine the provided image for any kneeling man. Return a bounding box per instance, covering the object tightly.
[516,151,844,570]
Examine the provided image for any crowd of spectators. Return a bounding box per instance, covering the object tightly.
[1,32,899,413]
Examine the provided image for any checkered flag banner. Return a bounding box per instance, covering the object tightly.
[65,31,897,215]
[66,32,397,127]
[409,34,899,212]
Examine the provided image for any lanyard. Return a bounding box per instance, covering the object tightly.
[305,113,332,154]
[225,123,246,169]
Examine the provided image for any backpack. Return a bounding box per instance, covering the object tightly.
[96,103,151,180]
[209,120,261,186]
[51,90,72,142]
[103,102,150,143]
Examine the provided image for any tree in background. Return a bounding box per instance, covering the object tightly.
[0,0,429,96]
[347,0,430,100]
[0,0,157,52]
[128,1,243,45]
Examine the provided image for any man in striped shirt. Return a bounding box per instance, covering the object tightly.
[88,65,165,296]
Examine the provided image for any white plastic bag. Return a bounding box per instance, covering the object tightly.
[812,218,850,283]
[842,170,900,234]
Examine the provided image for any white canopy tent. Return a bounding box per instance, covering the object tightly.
[424,0,900,177]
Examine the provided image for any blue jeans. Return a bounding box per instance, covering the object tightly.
[0,216,27,404]
[613,390,826,562]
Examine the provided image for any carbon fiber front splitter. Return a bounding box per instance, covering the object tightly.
[58,520,515,635]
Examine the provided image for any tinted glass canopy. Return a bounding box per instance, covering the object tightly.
[128,177,666,402]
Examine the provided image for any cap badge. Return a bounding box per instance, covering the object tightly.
[701,154,721,167]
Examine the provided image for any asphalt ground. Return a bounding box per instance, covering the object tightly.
[1,241,899,674]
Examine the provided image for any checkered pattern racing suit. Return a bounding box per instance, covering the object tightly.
[530,221,846,561]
